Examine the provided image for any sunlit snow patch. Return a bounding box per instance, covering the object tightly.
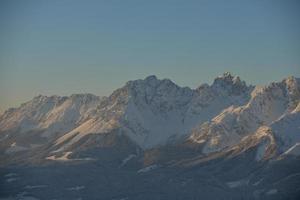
[46,151,73,161]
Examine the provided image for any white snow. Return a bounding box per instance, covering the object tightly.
[1,74,299,155]
[4,173,17,177]
[6,178,18,183]
[191,78,297,155]
[15,192,40,200]
[46,151,72,161]
[46,152,95,162]
[266,189,278,195]
[54,117,117,150]
[0,94,103,137]
[120,154,136,167]
[67,186,85,191]
[226,179,248,188]
[282,143,300,156]
[24,185,47,189]
[0,74,247,151]
[272,111,300,153]
[137,164,158,173]
[121,74,252,149]
[4,173,18,183]
[252,178,263,186]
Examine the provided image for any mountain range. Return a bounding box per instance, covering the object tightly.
[1,72,300,200]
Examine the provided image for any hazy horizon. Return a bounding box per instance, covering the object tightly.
[1,0,300,111]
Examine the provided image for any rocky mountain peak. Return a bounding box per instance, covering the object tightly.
[125,75,176,90]
[144,75,158,85]
[1,74,299,153]
[282,76,300,110]
[212,72,249,95]
[283,76,299,92]
[116,75,190,104]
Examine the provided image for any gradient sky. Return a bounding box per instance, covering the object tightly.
[0,0,299,111]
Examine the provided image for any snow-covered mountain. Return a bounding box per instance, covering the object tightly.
[189,76,300,156]
[0,94,104,156]
[0,73,299,164]
[1,73,300,200]
[0,94,103,135]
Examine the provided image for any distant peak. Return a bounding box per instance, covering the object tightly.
[126,75,175,87]
[284,76,297,85]
[144,75,158,82]
[212,72,249,95]
[32,95,51,103]
[213,72,235,85]
[281,76,300,91]
[70,93,97,99]
[216,72,235,81]
[222,72,234,79]
[34,94,47,99]
[33,94,62,100]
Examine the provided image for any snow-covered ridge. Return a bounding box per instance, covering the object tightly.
[189,76,300,154]
[0,93,103,137]
[0,73,299,155]
[32,73,254,150]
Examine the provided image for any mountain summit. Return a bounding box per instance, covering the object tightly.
[0,73,299,160]
[1,73,300,200]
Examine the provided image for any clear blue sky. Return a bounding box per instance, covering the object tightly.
[0,0,299,111]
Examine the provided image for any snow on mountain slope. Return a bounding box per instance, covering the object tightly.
[282,143,300,156]
[53,73,254,151]
[53,76,195,150]
[271,103,300,153]
[0,94,103,138]
[119,73,253,148]
[0,73,299,160]
[190,76,300,154]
